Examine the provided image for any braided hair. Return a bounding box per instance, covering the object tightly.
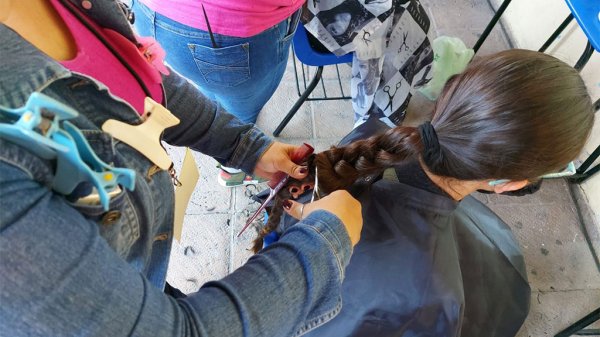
[253,126,425,252]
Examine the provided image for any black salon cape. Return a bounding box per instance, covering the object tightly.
[279,119,530,337]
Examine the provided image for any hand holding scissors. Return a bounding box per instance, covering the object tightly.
[238,143,314,237]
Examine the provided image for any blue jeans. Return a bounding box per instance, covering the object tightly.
[0,7,353,335]
[132,1,300,123]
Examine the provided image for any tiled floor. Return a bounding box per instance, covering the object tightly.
[166,0,600,336]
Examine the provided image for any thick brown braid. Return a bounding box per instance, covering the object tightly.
[251,156,317,253]
[251,126,424,253]
[314,126,423,192]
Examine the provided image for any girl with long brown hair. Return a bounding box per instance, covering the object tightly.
[254,49,595,336]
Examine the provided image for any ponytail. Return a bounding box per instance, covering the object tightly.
[251,49,594,252]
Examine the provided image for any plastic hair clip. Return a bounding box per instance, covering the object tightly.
[0,92,78,159]
[488,179,510,186]
[1,92,79,120]
[0,93,136,210]
[102,97,180,170]
[540,161,576,179]
[61,121,135,190]
[52,122,135,210]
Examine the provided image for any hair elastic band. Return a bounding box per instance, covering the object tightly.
[417,121,442,165]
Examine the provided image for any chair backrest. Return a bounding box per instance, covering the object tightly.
[566,0,600,52]
[293,24,353,66]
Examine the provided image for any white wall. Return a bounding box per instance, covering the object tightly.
[491,0,599,223]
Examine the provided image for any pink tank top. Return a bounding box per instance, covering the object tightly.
[51,0,163,115]
[141,0,303,38]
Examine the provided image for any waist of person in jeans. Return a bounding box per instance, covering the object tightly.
[140,0,303,37]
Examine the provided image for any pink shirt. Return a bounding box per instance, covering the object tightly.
[141,0,304,38]
[52,0,163,115]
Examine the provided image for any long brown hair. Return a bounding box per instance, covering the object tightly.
[252,49,594,252]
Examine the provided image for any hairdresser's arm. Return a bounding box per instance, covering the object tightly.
[0,161,352,337]
[160,71,271,175]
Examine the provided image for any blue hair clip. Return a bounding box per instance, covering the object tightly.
[53,123,135,209]
[488,179,510,186]
[0,93,136,210]
[1,92,79,120]
[0,93,78,159]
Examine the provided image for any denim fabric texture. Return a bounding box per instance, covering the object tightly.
[0,1,352,336]
[132,0,300,123]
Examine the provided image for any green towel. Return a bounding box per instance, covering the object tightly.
[418,36,474,100]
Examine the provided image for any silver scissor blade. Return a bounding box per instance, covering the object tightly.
[237,189,277,237]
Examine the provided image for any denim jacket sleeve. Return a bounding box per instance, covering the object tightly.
[0,160,352,337]
[160,71,272,174]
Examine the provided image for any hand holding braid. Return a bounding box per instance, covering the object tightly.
[251,125,428,253]
[251,157,317,252]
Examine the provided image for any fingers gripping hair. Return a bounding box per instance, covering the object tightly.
[252,162,316,253]
[251,127,423,253]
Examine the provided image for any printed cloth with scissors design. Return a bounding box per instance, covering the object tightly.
[302,0,433,126]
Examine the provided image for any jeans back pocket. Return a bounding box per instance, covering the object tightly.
[189,43,250,87]
[278,8,301,59]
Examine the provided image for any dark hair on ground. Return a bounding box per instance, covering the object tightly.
[251,49,595,252]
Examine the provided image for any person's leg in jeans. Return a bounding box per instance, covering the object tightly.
[131,1,299,124]
[131,2,300,186]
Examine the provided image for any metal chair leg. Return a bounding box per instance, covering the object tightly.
[273,66,324,137]
[537,14,594,71]
[539,14,574,52]
[554,307,600,337]
[575,41,594,71]
[570,146,600,184]
[473,0,513,54]
[570,98,600,184]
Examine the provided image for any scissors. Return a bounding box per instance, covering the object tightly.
[399,32,409,52]
[237,143,315,237]
[383,82,402,112]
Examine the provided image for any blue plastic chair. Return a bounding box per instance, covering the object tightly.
[537,0,599,185]
[273,23,353,137]
[293,23,354,66]
[538,0,599,70]
[565,0,600,53]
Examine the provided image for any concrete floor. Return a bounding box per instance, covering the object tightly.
[165,0,600,336]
